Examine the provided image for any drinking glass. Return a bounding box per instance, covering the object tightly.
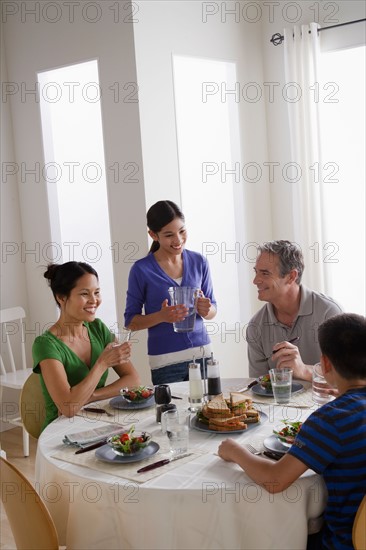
[312,362,335,405]
[163,409,190,455]
[269,368,293,404]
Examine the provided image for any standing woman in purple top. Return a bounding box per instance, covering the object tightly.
[124,200,217,384]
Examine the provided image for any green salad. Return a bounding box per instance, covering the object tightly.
[273,420,302,444]
[108,426,151,454]
[121,385,154,402]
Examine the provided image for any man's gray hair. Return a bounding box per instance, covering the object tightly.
[258,240,304,284]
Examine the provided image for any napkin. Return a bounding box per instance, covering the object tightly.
[63,424,124,448]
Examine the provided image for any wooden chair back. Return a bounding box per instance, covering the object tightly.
[353,494,366,550]
[0,456,59,550]
[20,373,46,439]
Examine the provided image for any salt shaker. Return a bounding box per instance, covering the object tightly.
[206,352,222,400]
[188,357,203,412]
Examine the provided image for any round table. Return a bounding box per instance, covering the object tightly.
[35,380,326,549]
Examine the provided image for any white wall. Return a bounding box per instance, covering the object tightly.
[133,2,272,376]
[1,2,149,381]
[0,34,29,316]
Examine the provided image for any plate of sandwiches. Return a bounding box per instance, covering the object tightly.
[191,393,267,433]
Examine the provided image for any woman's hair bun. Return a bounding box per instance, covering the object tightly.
[43,263,59,282]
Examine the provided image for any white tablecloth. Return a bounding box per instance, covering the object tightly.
[35,380,326,550]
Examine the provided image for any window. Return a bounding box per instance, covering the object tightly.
[38,60,117,327]
[319,45,365,314]
[172,55,250,329]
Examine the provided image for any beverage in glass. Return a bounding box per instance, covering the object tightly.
[312,362,335,404]
[269,368,293,404]
[163,409,190,455]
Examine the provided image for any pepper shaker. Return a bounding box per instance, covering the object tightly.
[154,384,172,423]
[206,352,222,400]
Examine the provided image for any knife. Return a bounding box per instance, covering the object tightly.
[262,451,283,461]
[82,406,113,416]
[75,440,108,454]
[137,452,193,473]
[236,380,258,393]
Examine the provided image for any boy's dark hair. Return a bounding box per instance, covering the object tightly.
[259,240,304,284]
[318,313,366,379]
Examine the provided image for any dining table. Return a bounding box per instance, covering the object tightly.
[35,378,327,550]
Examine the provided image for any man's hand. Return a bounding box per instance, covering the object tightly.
[272,341,312,381]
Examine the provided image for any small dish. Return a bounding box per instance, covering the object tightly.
[109,394,155,410]
[107,429,152,456]
[120,385,154,403]
[251,382,303,397]
[96,442,160,464]
[191,411,268,434]
[263,434,289,455]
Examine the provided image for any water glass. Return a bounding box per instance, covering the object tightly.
[269,368,293,404]
[312,362,335,405]
[162,409,190,455]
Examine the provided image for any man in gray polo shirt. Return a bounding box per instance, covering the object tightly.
[247,240,342,381]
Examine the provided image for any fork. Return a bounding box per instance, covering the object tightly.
[246,444,261,455]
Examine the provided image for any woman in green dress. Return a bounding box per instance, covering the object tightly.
[33,261,140,430]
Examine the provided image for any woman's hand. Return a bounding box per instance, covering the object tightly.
[160,298,188,324]
[95,342,132,370]
[196,296,211,318]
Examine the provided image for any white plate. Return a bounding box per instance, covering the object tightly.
[251,382,303,397]
[191,412,268,434]
[109,394,155,410]
[263,434,290,455]
[95,441,160,463]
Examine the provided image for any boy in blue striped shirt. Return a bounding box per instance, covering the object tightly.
[218,313,366,550]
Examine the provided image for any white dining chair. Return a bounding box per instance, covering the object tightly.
[0,307,34,456]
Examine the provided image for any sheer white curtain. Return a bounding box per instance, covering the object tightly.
[284,23,326,292]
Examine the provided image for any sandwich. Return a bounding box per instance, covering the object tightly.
[198,392,260,430]
[229,393,253,416]
[208,416,248,432]
[202,394,232,419]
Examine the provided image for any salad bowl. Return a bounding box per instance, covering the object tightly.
[107,426,152,456]
[120,385,154,403]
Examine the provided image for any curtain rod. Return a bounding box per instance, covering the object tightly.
[270,18,366,46]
